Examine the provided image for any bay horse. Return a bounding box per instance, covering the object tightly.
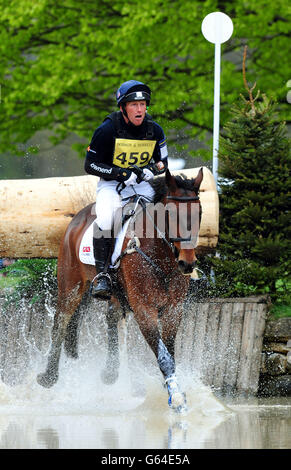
[37,168,203,412]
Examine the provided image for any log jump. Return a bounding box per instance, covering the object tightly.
[0,167,219,258]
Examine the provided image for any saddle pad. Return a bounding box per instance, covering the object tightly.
[79,219,131,269]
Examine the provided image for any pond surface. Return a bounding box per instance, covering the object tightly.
[0,365,290,449]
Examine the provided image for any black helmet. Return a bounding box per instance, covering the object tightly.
[116,80,151,107]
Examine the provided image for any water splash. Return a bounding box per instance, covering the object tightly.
[0,297,231,448]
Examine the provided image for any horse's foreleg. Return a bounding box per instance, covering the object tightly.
[37,290,84,388]
[134,306,174,377]
[161,304,184,360]
[101,300,121,385]
[160,305,187,412]
[135,306,186,411]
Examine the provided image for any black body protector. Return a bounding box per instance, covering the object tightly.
[106,111,157,174]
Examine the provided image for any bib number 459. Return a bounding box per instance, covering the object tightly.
[115,151,150,167]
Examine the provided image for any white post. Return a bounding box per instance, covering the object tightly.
[213,41,221,184]
[201,12,233,187]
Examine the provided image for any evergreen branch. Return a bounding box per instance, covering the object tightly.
[242,45,257,114]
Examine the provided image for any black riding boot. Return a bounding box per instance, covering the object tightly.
[91,236,112,300]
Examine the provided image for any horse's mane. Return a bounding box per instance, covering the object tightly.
[151,174,196,203]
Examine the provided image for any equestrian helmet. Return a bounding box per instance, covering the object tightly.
[116,80,151,106]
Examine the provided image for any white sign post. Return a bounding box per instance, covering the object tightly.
[201,12,233,186]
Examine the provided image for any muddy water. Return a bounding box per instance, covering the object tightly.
[0,309,290,449]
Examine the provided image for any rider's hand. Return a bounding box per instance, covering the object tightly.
[142,168,154,181]
[124,171,137,186]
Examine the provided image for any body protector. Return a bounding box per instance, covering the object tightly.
[84,111,168,182]
[105,111,155,170]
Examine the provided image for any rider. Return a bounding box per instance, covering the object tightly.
[84,80,168,299]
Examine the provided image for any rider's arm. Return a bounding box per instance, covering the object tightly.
[84,122,132,182]
[84,153,132,182]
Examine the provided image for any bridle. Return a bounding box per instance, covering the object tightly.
[165,194,201,245]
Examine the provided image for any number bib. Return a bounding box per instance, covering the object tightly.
[113,138,156,168]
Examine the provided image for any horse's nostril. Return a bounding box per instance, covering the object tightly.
[178,260,195,274]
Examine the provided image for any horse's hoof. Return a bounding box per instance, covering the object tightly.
[169,392,188,414]
[166,376,187,413]
[101,368,119,385]
[64,344,78,359]
[37,372,58,388]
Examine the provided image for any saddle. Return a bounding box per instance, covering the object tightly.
[79,196,145,269]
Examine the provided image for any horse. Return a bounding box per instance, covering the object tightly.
[37,168,203,412]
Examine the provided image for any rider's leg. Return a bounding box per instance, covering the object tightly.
[91,230,112,299]
[91,181,121,300]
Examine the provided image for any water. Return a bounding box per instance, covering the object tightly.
[0,305,290,449]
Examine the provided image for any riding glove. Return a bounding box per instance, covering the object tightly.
[124,172,137,186]
[142,168,154,181]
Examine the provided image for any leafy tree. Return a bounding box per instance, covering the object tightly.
[208,48,291,304]
[0,0,290,158]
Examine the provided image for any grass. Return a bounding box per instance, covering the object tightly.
[0,275,23,290]
[269,304,291,320]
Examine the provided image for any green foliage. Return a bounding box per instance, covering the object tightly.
[0,0,290,157]
[2,259,57,306]
[209,88,291,310]
[269,304,291,320]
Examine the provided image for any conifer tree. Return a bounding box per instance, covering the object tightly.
[211,47,291,303]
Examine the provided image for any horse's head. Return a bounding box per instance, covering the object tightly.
[164,168,203,275]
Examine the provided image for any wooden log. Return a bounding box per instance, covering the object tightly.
[176,296,267,395]
[223,302,245,394]
[190,303,209,374]
[0,175,97,258]
[237,302,258,395]
[212,302,233,389]
[0,167,219,258]
[201,302,221,384]
[248,303,268,393]
[177,303,198,372]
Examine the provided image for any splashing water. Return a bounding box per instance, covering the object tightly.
[0,296,231,448]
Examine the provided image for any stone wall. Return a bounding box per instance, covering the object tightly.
[258,318,291,397]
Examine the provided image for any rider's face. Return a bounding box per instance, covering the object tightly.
[122,100,147,126]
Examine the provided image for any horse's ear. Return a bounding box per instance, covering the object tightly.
[193,167,203,192]
[165,168,177,191]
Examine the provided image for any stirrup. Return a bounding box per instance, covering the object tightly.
[90,272,112,299]
[94,272,112,285]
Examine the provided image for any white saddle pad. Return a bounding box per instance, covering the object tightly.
[79,219,130,269]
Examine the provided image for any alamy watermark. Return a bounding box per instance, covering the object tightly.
[92,201,200,250]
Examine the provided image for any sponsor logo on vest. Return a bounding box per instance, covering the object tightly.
[90,163,112,174]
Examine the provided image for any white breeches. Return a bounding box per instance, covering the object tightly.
[94,178,155,232]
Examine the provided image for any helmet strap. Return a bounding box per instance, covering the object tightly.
[121,104,135,126]
[121,103,128,119]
